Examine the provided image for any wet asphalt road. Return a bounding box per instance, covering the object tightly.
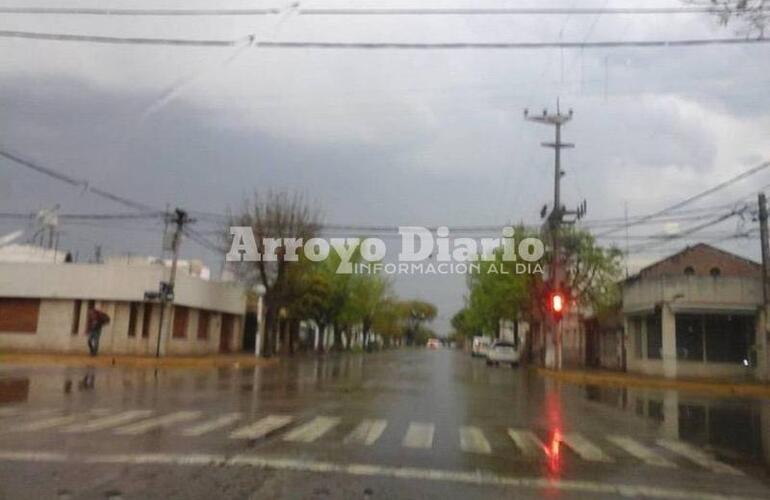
[0,348,769,499]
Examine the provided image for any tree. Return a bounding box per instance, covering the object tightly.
[460,225,540,339]
[371,299,408,347]
[686,1,769,37]
[345,273,391,349]
[560,229,624,313]
[402,300,438,345]
[226,191,321,356]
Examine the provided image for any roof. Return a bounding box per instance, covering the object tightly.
[0,244,71,264]
[631,243,761,281]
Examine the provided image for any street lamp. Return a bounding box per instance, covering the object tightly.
[253,284,266,357]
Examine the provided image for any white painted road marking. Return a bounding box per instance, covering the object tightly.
[507,429,544,457]
[402,422,434,449]
[344,419,387,446]
[607,436,676,467]
[182,412,242,437]
[0,449,758,500]
[114,411,201,436]
[283,416,340,443]
[560,432,613,462]
[459,426,491,454]
[3,410,110,433]
[657,439,743,475]
[62,410,154,433]
[230,415,294,439]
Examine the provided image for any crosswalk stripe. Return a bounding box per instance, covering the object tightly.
[114,411,201,436]
[230,415,294,439]
[459,426,491,454]
[560,432,613,462]
[344,419,388,446]
[507,429,544,457]
[4,409,110,433]
[607,436,675,467]
[182,413,242,437]
[657,439,743,475]
[402,422,434,449]
[62,410,154,433]
[283,416,341,443]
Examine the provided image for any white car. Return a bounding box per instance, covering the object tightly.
[486,341,521,367]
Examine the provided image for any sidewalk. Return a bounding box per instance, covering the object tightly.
[535,366,770,398]
[0,352,279,370]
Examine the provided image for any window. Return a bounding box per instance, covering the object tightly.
[710,267,721,277]
[197,310,210,340]
[71,300,82,335]
[684,266,695,276]
[676,314,704,360]
[704,314,754,363]
[646,313,662,359]
[172,306,189,338]
[141,303,152,338]
[127,303,139,338]
[220,314,234,353]
[676,313,755,364]
[0,298,40,333]
[631,318,643,358]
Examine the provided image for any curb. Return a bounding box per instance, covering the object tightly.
[0,353,280,370]
[534,367,770,398]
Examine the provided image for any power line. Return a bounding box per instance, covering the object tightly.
[0,147,159,212]
[0,30,239,47]
[0,212,163,220]
[625,209,745,253]
[2,30,770,49]
[596,160,770,238]
[1,6,767,16]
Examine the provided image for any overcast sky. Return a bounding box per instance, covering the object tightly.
[1,0,770,334]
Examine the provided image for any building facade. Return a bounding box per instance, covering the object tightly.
[622,244,768,380]
[0,261,246,356]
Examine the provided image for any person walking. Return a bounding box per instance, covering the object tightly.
[86,307,110,356]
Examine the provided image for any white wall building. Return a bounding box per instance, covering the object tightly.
[0,261,246,356]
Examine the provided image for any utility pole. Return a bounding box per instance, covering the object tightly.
[758,194,769,380]
[525,100,575,371]
[154,208,192,358]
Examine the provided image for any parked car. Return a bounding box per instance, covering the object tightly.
[426,338,442,349]
[471,336,491,357]
[486,341,521,367]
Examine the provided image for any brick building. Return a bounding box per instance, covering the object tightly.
[623,243,768,380]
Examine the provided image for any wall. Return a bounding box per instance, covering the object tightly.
[639,244,760,279]
[624,276,762,379]
[0,262,245,314]
[0,300,244,357]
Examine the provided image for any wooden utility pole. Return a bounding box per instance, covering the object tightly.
[155,208,191,358]
[524,101,574,370]
[758,194,769,380]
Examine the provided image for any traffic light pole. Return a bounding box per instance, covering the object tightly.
[525,102,574,370]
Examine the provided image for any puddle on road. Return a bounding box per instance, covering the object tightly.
[580,384,770,471]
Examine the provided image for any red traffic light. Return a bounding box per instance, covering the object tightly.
[548,290,566,321]
[551,293,564,313]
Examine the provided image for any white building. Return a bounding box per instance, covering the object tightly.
[0,260,246,356]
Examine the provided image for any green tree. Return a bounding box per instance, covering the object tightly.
[401,300,438,345]
[560,229,624,313]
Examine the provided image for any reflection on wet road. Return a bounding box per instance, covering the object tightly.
[0,349,769,499]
